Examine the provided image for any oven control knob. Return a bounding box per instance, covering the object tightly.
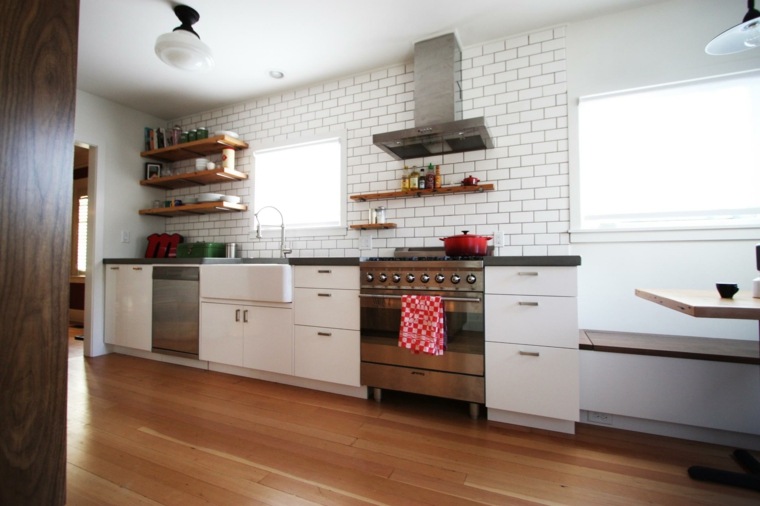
[379,273,387,282]
[406,273,415,283]
[365,273,374,283]
[392,273,401,283]
[435,273,446,284]
[466,274,477,284]
[451,274,461,284]
[420,274,430,283]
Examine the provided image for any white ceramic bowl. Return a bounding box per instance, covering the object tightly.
[214,130,239,139]
[195,158,210,170]
[221,195,241,204]
[197,192,223,203]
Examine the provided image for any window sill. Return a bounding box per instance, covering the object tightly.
[569,225,760,243]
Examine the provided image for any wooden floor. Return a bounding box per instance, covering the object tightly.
[66,330,759,505]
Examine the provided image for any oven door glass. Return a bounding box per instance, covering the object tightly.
[360,289,484,375]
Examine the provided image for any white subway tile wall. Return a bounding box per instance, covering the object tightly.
[164,27,569,258]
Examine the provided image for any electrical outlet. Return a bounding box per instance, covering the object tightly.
[493,231,505,247]
[360,236,372,249]
[587,411,613,425]
[120,230,130,243]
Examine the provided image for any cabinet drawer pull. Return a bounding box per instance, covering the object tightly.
[235,309,241,322]
[317,331,332,337]
[518,301,539,306]
[132,267,143,271]
[411,371,426,376]
[243,310,249,323]
[317,293,332,297]
[518,271,539,276]
[317,269,332,274]
[519,350,540,357]
[110,266,119,270]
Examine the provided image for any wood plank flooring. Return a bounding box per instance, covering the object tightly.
[66,333,759,505]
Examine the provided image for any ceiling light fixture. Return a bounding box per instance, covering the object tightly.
[269,70,285,79]
[155,5,214,71]
[706,0,760,55]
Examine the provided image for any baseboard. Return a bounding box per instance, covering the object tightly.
[580,410,760,451]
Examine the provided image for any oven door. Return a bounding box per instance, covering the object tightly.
[359,289,484,376]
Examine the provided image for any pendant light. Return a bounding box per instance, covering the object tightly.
[155,5,214,71]
[705,0,760,55]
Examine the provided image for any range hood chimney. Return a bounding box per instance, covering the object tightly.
[373,33,493,160]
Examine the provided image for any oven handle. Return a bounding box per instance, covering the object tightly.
[358,294,482,303]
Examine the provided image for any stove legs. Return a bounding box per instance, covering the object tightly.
[370,386,481,419]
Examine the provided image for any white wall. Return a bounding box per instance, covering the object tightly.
[567,0,760,341]
[163,27,572,259]
[74,90,165,356]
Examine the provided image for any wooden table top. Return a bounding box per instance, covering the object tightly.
[635,288,760,320]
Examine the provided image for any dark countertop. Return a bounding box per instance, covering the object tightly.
[103,257,356,266]
[104,256,578,267]
[484,256,581,267]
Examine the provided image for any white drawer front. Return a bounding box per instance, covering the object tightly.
[486,342,579,421]
[294,266,358,290]
[294,287,359,330]
[486,294,578,348]
[294,326,360,386]
[485,266,577,296]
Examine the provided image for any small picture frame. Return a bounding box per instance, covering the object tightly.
[145,162,162,179]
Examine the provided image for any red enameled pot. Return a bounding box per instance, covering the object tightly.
[439,230,492,256]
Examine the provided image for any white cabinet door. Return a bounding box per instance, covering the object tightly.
[200,302,243,367]
[485,266,577,296]
[243,306,293,375]
[294,266,358,290]
[294,288,359,330]
[485,294,578,348]
[105,264,152,351]
[294,326,360,386]
[486,342,579,421]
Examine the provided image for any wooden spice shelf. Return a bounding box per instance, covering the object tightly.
[349,223,398,230]
[141,135,248,162]
[139,201,247,217]
[140,167,248,190]
[350,183,494,202]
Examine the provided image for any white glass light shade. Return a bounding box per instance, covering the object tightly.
[155,30,214,71]
[706,14,760,55]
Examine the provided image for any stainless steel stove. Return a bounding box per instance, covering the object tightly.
[359,248,486,418]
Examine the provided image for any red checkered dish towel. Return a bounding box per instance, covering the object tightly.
[398,294,446,355]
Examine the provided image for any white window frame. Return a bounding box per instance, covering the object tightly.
[251,132,347,237]
[571,70,760,243]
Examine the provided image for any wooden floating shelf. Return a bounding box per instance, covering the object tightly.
[140,167,248,190]
[350,183,494,201]
[349,223,398,230]
[141,135,248,162]
[139,201,247,217]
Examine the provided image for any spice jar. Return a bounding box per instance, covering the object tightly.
[374,206,386,224]
[197,127,208,139]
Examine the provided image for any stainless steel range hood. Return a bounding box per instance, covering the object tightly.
[373,33,493,160]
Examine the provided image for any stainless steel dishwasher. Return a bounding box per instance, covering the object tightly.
[152,266,199,358]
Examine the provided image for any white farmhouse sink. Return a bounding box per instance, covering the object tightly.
[200,264,293,303]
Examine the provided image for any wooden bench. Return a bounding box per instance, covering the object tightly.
[580,330,760,365]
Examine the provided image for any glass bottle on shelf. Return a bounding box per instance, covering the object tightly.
[435,165,442,189]
[409,166,419,189]
[426,163,435,189]
[418,166,426,189]
[401,166,410,190]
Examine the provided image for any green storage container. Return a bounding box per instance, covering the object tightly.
[175,242,225,258]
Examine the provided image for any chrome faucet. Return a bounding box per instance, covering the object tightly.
[253,206,292,258]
